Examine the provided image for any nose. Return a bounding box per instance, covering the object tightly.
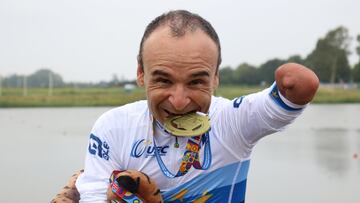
[168,85,191,112]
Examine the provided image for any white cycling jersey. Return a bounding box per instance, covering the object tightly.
[76,83,305,203]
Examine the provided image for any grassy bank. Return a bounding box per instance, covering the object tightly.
[0,86,359,107]
[217,85,360,103]
[0,87,146,107]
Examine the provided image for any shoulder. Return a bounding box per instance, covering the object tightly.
[94,100,150,130]
[209,96,231,116]
[210,96,231,108]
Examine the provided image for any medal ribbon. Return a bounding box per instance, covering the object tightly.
[153,132,212,178]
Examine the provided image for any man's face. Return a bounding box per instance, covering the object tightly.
[137,26,219,124]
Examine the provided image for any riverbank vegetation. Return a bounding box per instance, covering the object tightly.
[1,26,360,107]
[1,26,360,90]
[1,85,359,107]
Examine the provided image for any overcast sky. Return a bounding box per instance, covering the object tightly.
[1,0,360,82]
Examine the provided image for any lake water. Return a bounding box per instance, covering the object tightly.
[0,104,359,202]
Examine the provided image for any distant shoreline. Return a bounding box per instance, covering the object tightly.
[0,86,359,107]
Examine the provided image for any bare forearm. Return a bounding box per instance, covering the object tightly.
[275,63,319,105]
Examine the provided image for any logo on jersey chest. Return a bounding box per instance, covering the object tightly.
[88,133,110,160]
[130,139,169,158]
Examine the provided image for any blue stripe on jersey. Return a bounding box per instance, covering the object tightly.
[269,84,303,111]
[161,160,250,203]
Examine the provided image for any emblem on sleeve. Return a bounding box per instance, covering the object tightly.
[233,96,244,108]
[88,133,110,160]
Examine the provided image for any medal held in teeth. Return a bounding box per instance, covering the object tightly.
[164,112,210,137]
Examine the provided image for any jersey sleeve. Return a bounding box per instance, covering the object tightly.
[215,82,306,147]
[75,111,122,203]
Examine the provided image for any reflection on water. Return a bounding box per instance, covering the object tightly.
[0,105,360,203]
[0,107,111,203]
[247,104,360,203]
[356,131,360,173]
[313,128,349,176]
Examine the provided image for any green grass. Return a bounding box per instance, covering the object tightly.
[0,85,359,107]
[312,86,360,103]
[0,87,146,107]
[215,86,264,99]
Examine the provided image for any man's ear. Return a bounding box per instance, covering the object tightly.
[137,63,145,87]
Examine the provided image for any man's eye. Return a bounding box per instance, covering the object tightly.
[189,79,204,86]
[155,78,172,84]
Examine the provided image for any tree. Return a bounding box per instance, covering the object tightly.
[233,63,260,85]
[356,35,360,57]
[287,55,305,64]
[3,74,22,87]
[258,58,286,85]
[109,73,120,87]
[353,35,360,82]
[353,64,360,82]
[28,69,64,87]
[219,66,236,85]
[306,26,352,83]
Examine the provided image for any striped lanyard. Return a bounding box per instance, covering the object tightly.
[153,121,212,178]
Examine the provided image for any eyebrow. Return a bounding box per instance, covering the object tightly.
[190,71,210,78]
[151,69,210,78]
[151,69,170,77]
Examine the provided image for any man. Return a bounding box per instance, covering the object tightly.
[75,10,319,202]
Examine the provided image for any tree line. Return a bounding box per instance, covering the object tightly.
[0,69,134,88]
[220,26,360,85]
[1,26,360,88]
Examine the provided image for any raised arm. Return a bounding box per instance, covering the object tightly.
[275,63,319,105]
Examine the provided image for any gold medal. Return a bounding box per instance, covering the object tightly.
[164,112,210,137]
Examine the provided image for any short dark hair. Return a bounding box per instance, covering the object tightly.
[137,10,222,72]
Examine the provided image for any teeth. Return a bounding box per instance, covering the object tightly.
[164,109,198,117]
[196,111,206,116]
